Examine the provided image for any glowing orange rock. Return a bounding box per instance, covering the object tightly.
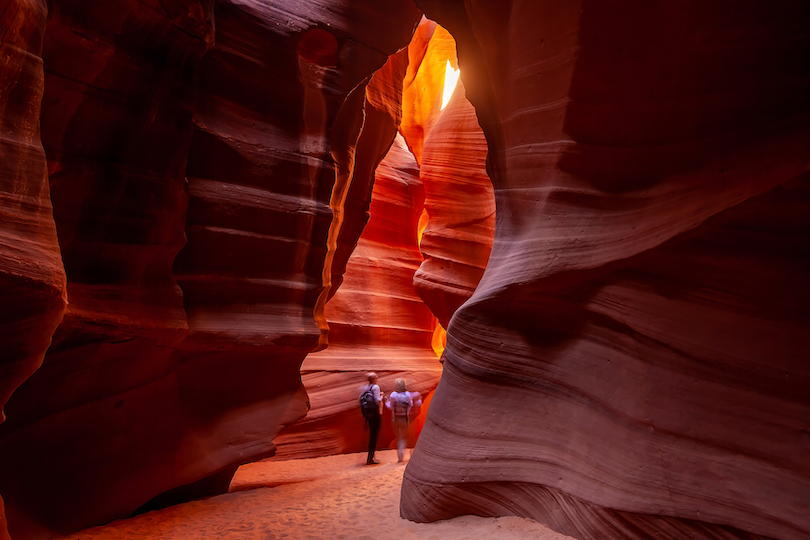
[275,134,443,459]
[415,80,495,328]
[400,19,458,165]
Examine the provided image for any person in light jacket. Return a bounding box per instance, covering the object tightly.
[385,378,421,462]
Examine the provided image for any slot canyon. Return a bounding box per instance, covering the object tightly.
[0,1,808,539]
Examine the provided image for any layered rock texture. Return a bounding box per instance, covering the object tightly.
[276,134,442,459]
[0,0,67,425]
[401,2,810,540]
[273,20,497,461]
[0,0,421,537]
[414,80,494,328]
[2,1,809,540]
[400,20,457,165]
[0,2,68,538]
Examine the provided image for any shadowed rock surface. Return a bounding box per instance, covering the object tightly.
[0,2,68,538]
[0,0,421,537]
[401,1,810,540]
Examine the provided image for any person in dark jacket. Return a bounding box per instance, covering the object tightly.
[359,372,383,464]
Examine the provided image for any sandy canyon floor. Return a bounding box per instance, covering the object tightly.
[65,450,574,539]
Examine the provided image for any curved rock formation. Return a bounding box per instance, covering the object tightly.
[277,134,442,459]
[0,3,68,538]
[0,1,212,536]
[402,2,810,540]
[400,19,457,165]
[0,0,67,425]
[2,1,806,539]
[0,0,421,537]
[414,80,494,328]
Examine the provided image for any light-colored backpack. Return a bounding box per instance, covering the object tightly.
[393,391,410,418]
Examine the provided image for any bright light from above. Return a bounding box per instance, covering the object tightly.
[440,59,460,110]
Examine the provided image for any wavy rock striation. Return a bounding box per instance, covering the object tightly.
[278,134,442,459]
[0,1,213,536]
[414,80,494,328]
[0,2,68,538]
[402,2,810,540]
[400,19,456,165]
[0,0,68,424]
[0,0,421,537]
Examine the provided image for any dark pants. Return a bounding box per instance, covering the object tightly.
[367,412,381,462]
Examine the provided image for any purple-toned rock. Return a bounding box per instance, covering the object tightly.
[402,2,810,540]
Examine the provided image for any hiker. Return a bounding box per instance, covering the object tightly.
[385,378,421,463]
[358,372,383,465]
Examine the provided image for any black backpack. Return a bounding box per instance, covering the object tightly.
[359,384,378,418]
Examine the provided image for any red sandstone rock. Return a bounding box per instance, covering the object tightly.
[316,45,411,348]
[401,2,810,540]
[0,1,212,536]
[414,80,494,328]
[0,3,67,537]
[0,0,421,537]
[5,2,806,539]
[277,134,442,459]
[0,0,67,422]
[396,21,494,330]
[0,496,7,540]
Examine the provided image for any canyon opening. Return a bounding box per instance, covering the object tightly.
[0,2,808,540]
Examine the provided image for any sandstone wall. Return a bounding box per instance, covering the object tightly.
[402,2,810,540]
[0,1,421,537]
[414,80,494,328]
[0,2,68,538]
[276,134,442,459]
[2,1,807,539]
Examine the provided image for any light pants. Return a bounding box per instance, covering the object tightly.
[392,416,409,462]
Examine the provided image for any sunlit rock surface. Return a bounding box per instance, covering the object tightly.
[277,134,442,459]
[402,2,810,540]
[0,0,421,537]
[400,19,457,165]
[414,81,494,328]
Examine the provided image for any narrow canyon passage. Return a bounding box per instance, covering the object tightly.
[269,19,495,461]
[0,2,808,540]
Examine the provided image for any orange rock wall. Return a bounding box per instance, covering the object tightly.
[400,20,457,165]
[278,133,441,459]
[401,2,810,540]
[414,80,494,328]
[274,23,497,462]
[2,2,807,540]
